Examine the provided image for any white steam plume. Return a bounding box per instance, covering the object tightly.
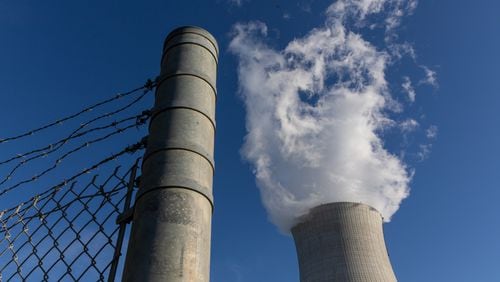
[230,0,419,232]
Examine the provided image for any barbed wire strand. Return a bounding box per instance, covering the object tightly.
[0,110,150,167]
[0,138,145,216]
[0,111,150,187]
[0,79,154,144]
[0,89,152,168]
[0,118,148,196]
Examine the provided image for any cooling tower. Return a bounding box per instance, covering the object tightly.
[291,202,397,282]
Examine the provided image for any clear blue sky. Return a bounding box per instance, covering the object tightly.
[0,1,499,281]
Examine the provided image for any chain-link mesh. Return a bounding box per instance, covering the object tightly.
[0,161,139,282]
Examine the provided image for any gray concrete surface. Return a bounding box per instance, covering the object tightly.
[292,202,397,282]
[122,26,218,282]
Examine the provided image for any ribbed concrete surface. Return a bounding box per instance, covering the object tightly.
[292,202,397,282]
[122,26,218,282]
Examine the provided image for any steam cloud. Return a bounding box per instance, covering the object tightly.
[230,0,421,232]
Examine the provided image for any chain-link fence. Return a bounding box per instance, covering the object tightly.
[0,161,139,282]
[0,79,155,281]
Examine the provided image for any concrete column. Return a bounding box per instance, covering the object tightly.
[122,26,218,282]
[292,202,397,282]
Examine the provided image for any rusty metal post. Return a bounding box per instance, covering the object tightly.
[122,26,218,282]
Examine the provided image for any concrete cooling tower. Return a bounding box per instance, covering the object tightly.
[291,202,397,282]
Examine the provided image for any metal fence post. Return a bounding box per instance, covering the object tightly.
[108,159,140,282]
[122,26,218,281]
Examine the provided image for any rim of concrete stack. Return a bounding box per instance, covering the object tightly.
[291,202,397,282]
[122,26,218,282]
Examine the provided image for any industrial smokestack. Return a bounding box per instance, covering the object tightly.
[122,26,218,281]
[291,202,397,282]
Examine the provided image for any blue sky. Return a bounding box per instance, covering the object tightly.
[0,1,499,281]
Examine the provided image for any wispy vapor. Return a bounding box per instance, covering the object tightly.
[227,0,245,7]
[230,0,426,231]
[420,65,438,87]
[426,125,438,139]
[400,118,419,132]
[402,76,416,102]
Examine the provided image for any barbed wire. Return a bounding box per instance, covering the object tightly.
[0,75,157,281]
[0,110,150,189]
[0,78,154,144]
[0,110,150,167]
[0,138,145,210]
[0,116,149,197]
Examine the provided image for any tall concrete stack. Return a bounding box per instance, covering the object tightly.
[122,26,218,282]
[291,202,397,282]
